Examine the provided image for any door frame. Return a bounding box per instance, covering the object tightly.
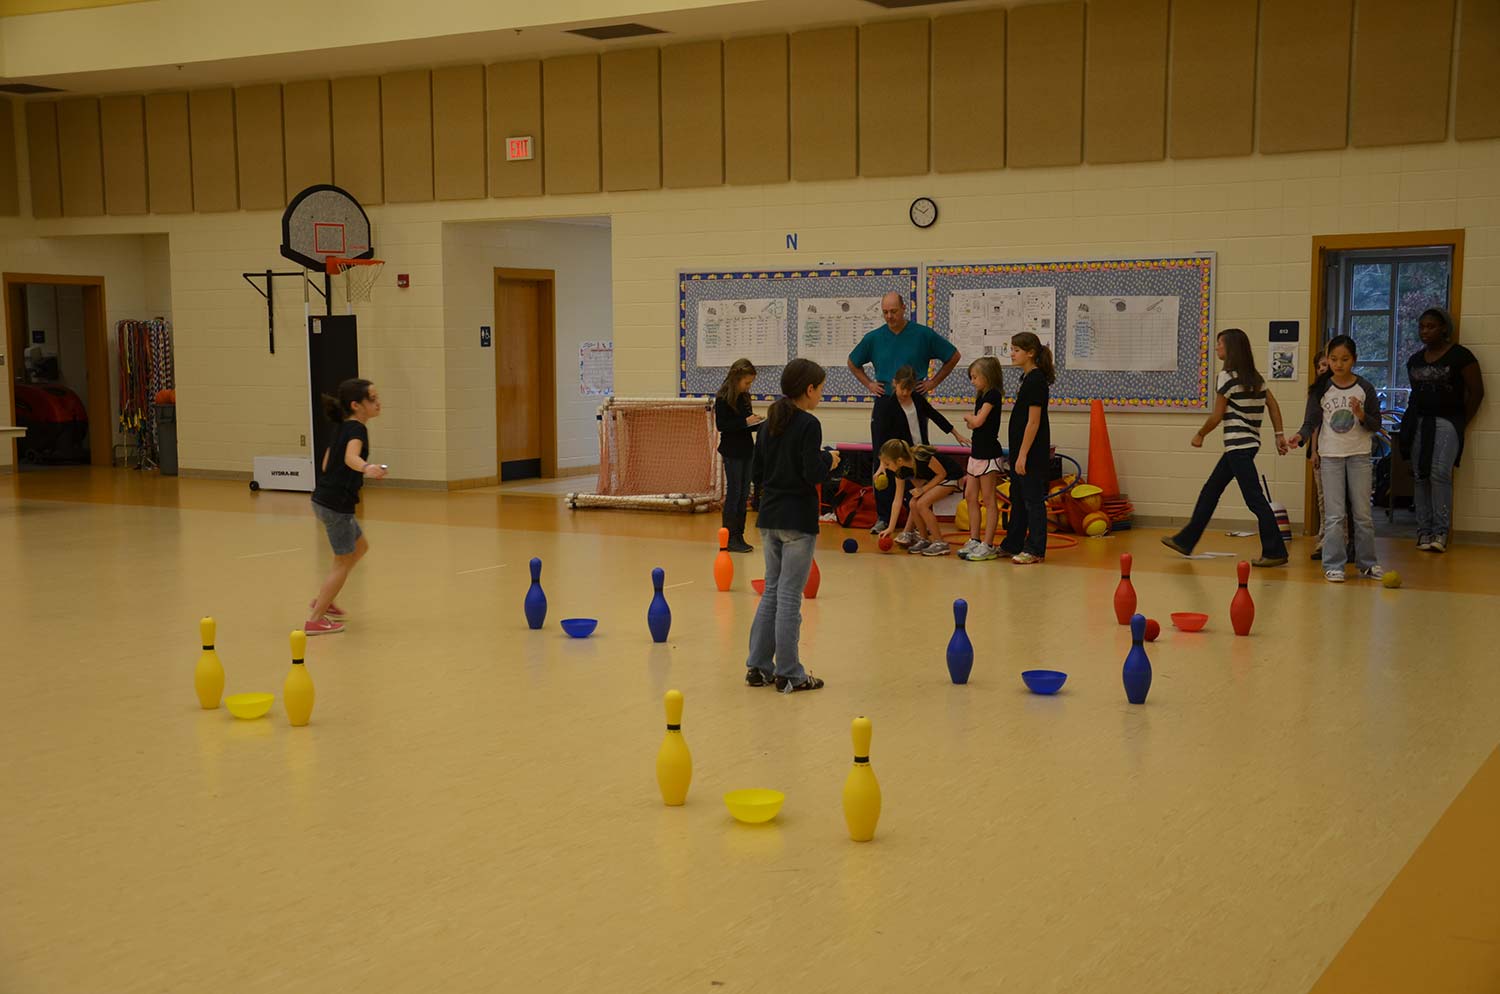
[3,272,112,468]
[493,267,557,479]
[1304,229,1465,532]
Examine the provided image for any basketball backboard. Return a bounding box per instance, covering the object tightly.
[281,185,374,271]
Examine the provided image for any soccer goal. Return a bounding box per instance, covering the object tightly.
[566,397,724,513]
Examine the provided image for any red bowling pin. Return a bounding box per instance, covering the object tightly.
[804,559,821,599]
[1113,553,1136,625]
[714,527,734,591]
[1230,560,1254,636]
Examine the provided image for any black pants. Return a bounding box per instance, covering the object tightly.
[1000,467,1048,557]
[871,416,896,525]
[722,455,752,538]
[1172,449,1287,559]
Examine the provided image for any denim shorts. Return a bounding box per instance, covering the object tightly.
[312,501,363,555]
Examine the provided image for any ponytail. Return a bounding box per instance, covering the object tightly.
[767,358,827,436]
[321,377,373,423]
[1010,332,1055,385]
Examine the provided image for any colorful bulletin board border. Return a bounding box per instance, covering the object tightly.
[678,267,920,402]
[923,256,1214,410]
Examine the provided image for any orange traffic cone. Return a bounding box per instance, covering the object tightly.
[1088,399,1121,497]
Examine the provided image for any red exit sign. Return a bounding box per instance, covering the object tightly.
[505,136,535,161]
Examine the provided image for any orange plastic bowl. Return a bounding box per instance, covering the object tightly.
[1171,612,1208,632]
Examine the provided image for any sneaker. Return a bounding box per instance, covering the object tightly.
[922,541,953,556]
[728,538,754,554]
[1416,533,1433,551]
[303,617,345,635]
[894,530,921,548]
[744,668,774,687]
[1011,551,1043,564]
[1359,564,1385,580]
[1324,570,1346,584]
[1430,534,1447,553]
[966,543,1000,562]
[1252,556,1288,568]
[956,539,981,558]
[310,600,350,620]
[907,539,931,554]
[1160,536,1191,557]
[869,519,889,535]
[775,673,825,694]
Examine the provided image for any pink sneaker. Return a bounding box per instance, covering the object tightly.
[303,617,345,636]
[310,600,350,621]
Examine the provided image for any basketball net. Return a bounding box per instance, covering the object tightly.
[326,257,384,310]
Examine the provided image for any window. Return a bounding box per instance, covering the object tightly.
[1327,248,1452,410]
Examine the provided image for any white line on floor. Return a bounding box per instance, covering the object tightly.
[456,563,509,575]
[237,548,302,559]
[663,581,695,590]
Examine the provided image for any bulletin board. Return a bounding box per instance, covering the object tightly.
[678,267,920,401]
[923,255,1214,409]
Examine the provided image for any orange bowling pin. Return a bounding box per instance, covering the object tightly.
[1230,560,1255,636]
[714,528,734,591]
[1113,553,1136,625]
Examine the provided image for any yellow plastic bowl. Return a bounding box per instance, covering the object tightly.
[724,788,785,824]
[225,692,274,719]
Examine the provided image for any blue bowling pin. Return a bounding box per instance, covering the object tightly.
[1122,613,1152,704]
[524,557,547,629]
[647,567,672,643]
[946,598,974,684]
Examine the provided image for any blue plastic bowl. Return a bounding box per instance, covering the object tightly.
[560,618,598,638]
[1021,669,1067,695]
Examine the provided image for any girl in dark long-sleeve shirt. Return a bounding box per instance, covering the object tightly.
[714,358,763,553]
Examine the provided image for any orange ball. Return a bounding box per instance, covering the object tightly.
[878,534,894,552]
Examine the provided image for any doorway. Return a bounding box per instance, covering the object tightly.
[4,273,111,468]
[1307,230,1465,537]
[494,268,557,480]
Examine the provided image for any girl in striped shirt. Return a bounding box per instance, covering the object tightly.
[1161,328,1290,567]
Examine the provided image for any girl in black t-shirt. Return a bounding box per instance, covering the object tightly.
[876,438,962,556]
[958,357,1005,561]
[999,333,1055,564]
[714,358,764,554]
[306,378,387,635]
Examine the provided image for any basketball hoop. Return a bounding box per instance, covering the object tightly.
[326,257,384,306]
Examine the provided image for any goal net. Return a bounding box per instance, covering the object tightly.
[566,397,724,513]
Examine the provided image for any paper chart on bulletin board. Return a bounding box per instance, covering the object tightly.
[679,267,920,401]
[923,256,1214,409]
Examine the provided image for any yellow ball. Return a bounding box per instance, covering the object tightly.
[874,473,890,491]
[1083,511,1110,537]
[1382,570,1402,588]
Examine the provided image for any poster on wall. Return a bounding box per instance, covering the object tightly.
[797,296,883,366]
[1065,295,1180,371]
[1268,346,1297,381]
[695,298,790,368]
[947,286,1056,363]
[580,341,614,396]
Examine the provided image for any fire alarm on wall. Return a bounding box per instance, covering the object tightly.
[396,274,410,288]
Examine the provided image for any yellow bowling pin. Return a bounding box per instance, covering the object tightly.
[842,716,881,842]
[655,689,692,805]
[194,617,224,709]
[283,630,315,727]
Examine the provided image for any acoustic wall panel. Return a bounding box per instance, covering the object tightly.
[661,41,723,189]
[433,65,486,200]
[724,34,789,185]
[381,69,434,203]
[1085,0,1168,164]
[542,54,601,195]
[1351,0,1455,147]
[0,99,19,216]
[332,75,383,205]
[144,92,192,213]
[1259,0,1352,153]
[487,60,543,198]
[57,97,105,216]
[1007,2,1085,167]
[100,94,148,215]
[283,79,332,198]
[932,9,1005,173]
[234,84,285,210]
[189,88,238,213]
[1456,0,1500,139]
[790,26,857,182]
[601,47,661,192]
[859,20,930,177]
[1169,0,1257,159]
[25,102,61,218]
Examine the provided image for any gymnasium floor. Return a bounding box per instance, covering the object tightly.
[1,468,1496,994]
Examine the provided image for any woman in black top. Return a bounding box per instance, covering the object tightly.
[869,365,970,534]
[998,333,1055,564]
[745,358,839,694]
[306,378,388,635]
[1399,307,1484,552]
[714,358,764,553]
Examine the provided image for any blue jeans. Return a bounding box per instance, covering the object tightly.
[745,529,815,683]
[1411,417,1459,539]
[1321,455,1376,570]
[1171,449,1287,559]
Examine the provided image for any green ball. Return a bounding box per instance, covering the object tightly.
[873,473,889,491]
[1382,570,1402,588]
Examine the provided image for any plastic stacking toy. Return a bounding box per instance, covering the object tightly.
[1171,612,1208,632]
[1144,618,1161,642]
[1382,570,1402,589]
[1122,614,1152,705]
[804,559,821,599]
[560,618,598,638]
[946,599,974,684]
[724,788,784,824]
[714,528,734,591]
[1021,670,1067,695]
[194,616,225,709]
[878,534,894,552]
[647,568,672,642]
[1083,511,1111,537]
[842,716,881,842]
[225,692,274,719]
[655,690,691,806]
[751,578,765,596]
[842,538,859,553]
[283,630,315,727]
[1230,560,1255,636]
[524,557,547,630]
[1114,553,1137,625]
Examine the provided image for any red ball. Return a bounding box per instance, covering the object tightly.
[878,534,894,552]
[1144,618,1161,642]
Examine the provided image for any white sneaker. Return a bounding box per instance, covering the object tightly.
[894,530,921,548]
[1324,570,1346,583]
[957,538,981,557]
[907,539,931,554]
[922,541,953,556]
[1430,534,1448,553]
[1359,564,1384,580]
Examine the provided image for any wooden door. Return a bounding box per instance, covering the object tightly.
[495,276,543,480]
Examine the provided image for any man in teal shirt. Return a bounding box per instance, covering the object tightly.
[847,292,962,532]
